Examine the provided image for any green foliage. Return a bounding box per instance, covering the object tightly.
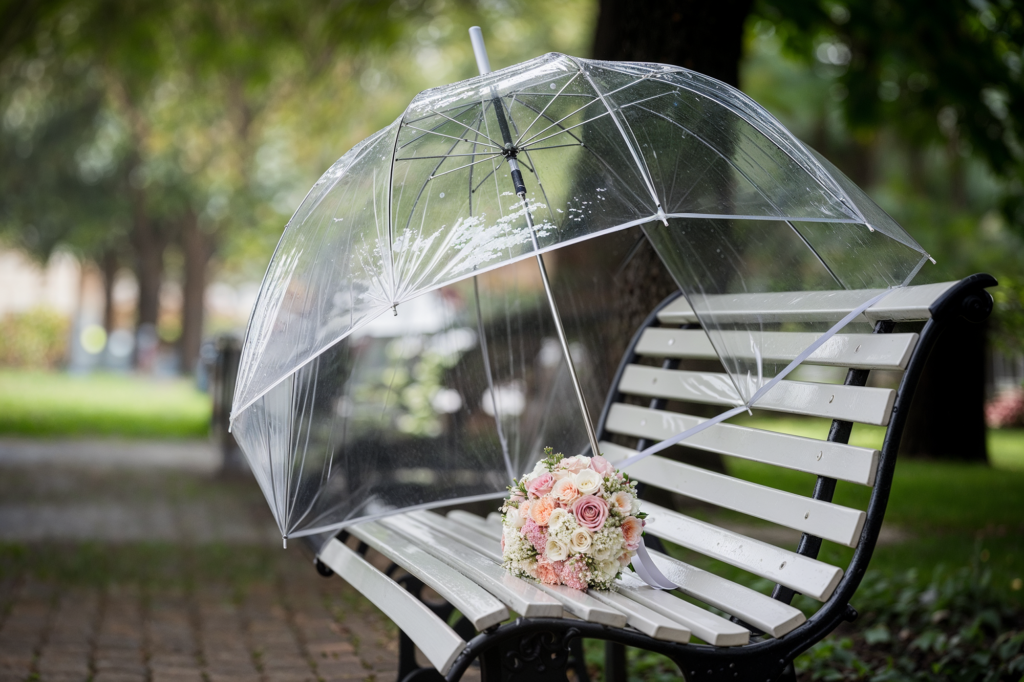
[0,308,69,368]
[796,567,1024,681]
[753,0,1024,222]
[0,369,211,438]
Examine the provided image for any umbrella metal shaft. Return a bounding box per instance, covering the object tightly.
[522,199,602,458]
[470,27,602,457]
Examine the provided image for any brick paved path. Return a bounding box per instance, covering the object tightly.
[0,449,409,682]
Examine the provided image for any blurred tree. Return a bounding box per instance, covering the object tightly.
[750,0,1024,462]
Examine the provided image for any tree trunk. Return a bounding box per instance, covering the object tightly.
[100,250,118,335]
[179,212,215,375]
[900,320,989,462]
[592,0,753,480]
[593,0,753,85]
[128,188,166,371]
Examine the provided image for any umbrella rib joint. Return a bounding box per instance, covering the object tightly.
[469,26,602,458]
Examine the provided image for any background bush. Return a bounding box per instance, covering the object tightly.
[0,308,69,369]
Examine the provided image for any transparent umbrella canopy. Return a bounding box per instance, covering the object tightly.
[230,44,931,545]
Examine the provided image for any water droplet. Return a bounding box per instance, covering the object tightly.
[550,82,556,89]
[439,192,445,198]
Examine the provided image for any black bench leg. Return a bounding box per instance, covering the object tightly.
[775,661,798,682]
[605,641,627,682]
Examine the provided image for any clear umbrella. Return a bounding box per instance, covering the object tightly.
[230,32,931,546]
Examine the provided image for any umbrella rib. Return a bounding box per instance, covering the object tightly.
[512,95,654,209]
[398,108,480,150]
[515,98,605,149]
[517,111,611,148]
[471,161,500,193]
[514,70,582,146]
[426,108,505,148]
[567,60,662,209]
[632,103,791,216]
[402,100,478,127]
[650,72,864,222]
[429,154,503,179]
[517,143,585,151]
[393,113,484,288]
[396,152,504,160]
[403,124,503,150]
[516,73,651,148]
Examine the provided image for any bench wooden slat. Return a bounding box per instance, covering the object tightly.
[656,281,955,324]
[635,328,918,371]
[602,406,879,486]
[379,515,563,619]
[448,509,505,539]
[318,538,465,675]
[645,550,805,638]
[601,446,865,547]
[462,512,754,646]
[415,511,629,628]
[475,511,804,639]
[581,589,693,643]
[615,573,750,646]
[640,502,845,601]
[348,521,510,630]
[618,365,896,425]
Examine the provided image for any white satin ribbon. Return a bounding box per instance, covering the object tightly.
[626,286,896,588]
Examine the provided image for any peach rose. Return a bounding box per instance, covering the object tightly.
[589,455,614,476]
[530,496,557,526]
[617,550,632,567]
[610,491,633,515]
[621,516,643,551]
[552,477,580,504]
[534,557,563,585]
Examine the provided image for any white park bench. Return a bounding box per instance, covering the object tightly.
[311,274,995,682]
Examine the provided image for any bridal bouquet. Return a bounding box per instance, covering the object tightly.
[500,447,647,591]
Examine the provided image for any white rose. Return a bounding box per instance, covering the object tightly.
[575,469,602,495]
[545,538,569,562]
[532,459,548,475]
[510,507,526,529]
[597,559,619,581]
[631,497,642,515]
[548,508,569,527]
[569,527,592,554]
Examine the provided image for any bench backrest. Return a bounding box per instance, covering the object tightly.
[596,276,994,629]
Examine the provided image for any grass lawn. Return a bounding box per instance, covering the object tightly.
[0,369,211,439]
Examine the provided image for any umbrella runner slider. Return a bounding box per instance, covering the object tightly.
[469,26,602,458]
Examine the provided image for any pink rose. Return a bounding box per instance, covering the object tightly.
[527,473,554,499]
[563,455,590,474]
[589,455,614,476]
[571,495,609,532]
[535,557,563,585]
[621,516,643,551]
